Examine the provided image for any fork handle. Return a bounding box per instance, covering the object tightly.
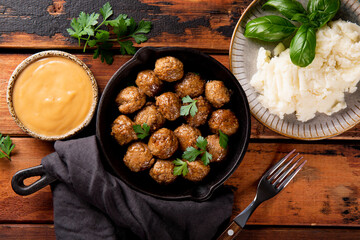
[217,221,242,240]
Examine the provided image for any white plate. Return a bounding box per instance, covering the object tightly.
[230,0,360,140]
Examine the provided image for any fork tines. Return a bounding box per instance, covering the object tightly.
[267,149,307,190]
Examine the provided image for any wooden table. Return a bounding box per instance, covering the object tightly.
[1,0,360,239]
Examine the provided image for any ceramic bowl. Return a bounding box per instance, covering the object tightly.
[7,50,98,141]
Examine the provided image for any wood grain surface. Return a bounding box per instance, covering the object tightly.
[0,0,360,238]
[2,53,360,139]
[1,138,359,228]
[0,0,253,51]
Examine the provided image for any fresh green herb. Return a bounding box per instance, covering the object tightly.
[244,15,297,42]
[173,159,189,176]
[262,0,306,20]
[244,0,340,67]
[219,130,229,149]
[307,0,340,28]
[132,123,150,139]
[67,2,152,64]
[290,25,316,67]
[182,136,212,165]
[180,96,198,117]
[0,133,15,161]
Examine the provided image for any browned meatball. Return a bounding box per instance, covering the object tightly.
[174,124,201,151]
[206,134,228,163]
[149,159,177,184]
[135,70,163,97]
[205,80,230,108]
[185,96,212,127]
[175,72,205,98]
[155,92,181,121]
[154,56,184,82]
[123,142,155,172]
[183,160,210,182]
[111,115,137,145]
[134,104,166,132]
[148,128,179,159]
[208,109,239,136]
[115,86,146,114]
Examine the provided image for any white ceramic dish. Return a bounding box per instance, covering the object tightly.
[230,0,360,140]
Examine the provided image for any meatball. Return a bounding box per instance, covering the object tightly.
[115,86,146,114]
[148,128,179,159]
[155,92,181,121]
[135,70,163,97]
[205,80,230,108]
[134,104,166,132]
[175,72,205,98]
[154,56,184,82]
[150,159,177,184]
[206,134,228,162]
[111,115,137,145]
[123,142,155,172]
[208,109,239,136]
[185,96,212,127]
[174,124,201,151]
[183,160,210,182]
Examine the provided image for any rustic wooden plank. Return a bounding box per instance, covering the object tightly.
[226,143,360,227]
[0,224,55,239]
[0,0,253,50]
[0,224,359,240]
[239,227,360,240]
[1,53,360,139]
[1,138,360,227]
[0,138,54,222]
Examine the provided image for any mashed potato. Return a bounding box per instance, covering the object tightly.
[250,20,360,122]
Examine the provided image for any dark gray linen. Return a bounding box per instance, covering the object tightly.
[41,136,234,240]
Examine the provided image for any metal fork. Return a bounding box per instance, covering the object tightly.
[217,149,307,240]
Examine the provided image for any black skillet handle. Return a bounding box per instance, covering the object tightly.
[11,165,57,196]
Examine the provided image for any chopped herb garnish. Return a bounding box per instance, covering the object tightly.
[133,123,150,139]
[180,96,198,117]
[219,130,229,149]
[67,2,152,64]
[0,133,15,161]
[173,158,189,176]
[182,136,212,165]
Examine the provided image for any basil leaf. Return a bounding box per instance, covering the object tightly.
[262,0,306,20]
[307,0,340,28]
[291,13,310,24]
[290,25,316,67]
[245,15,297,42]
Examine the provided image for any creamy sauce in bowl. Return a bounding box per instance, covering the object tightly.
[8,52,97,140]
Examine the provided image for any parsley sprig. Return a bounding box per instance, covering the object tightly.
[180,96,198,117]
[0,133,15,161]
[133,123,150,139]
[67,2,152,64]
[182,136,212,165]
[219,130,229,149]
[173,159,189,176]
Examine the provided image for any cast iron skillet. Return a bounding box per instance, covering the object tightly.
[12,47,251,201]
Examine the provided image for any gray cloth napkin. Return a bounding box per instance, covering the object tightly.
[41,136,234,240]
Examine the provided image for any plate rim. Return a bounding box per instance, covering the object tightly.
[229,0,360,140]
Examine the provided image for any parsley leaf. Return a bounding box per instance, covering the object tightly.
[173,159,189,176]
[219,130,229,149]
[196,136,207,150]
[182,136,212,165]
[100,2,113,21]
[201,151,212,166]
[0,133,15,161]
[133,123,150,139]
[67,2,152,64]
[182,147,202,162]
[180,96,198,117]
